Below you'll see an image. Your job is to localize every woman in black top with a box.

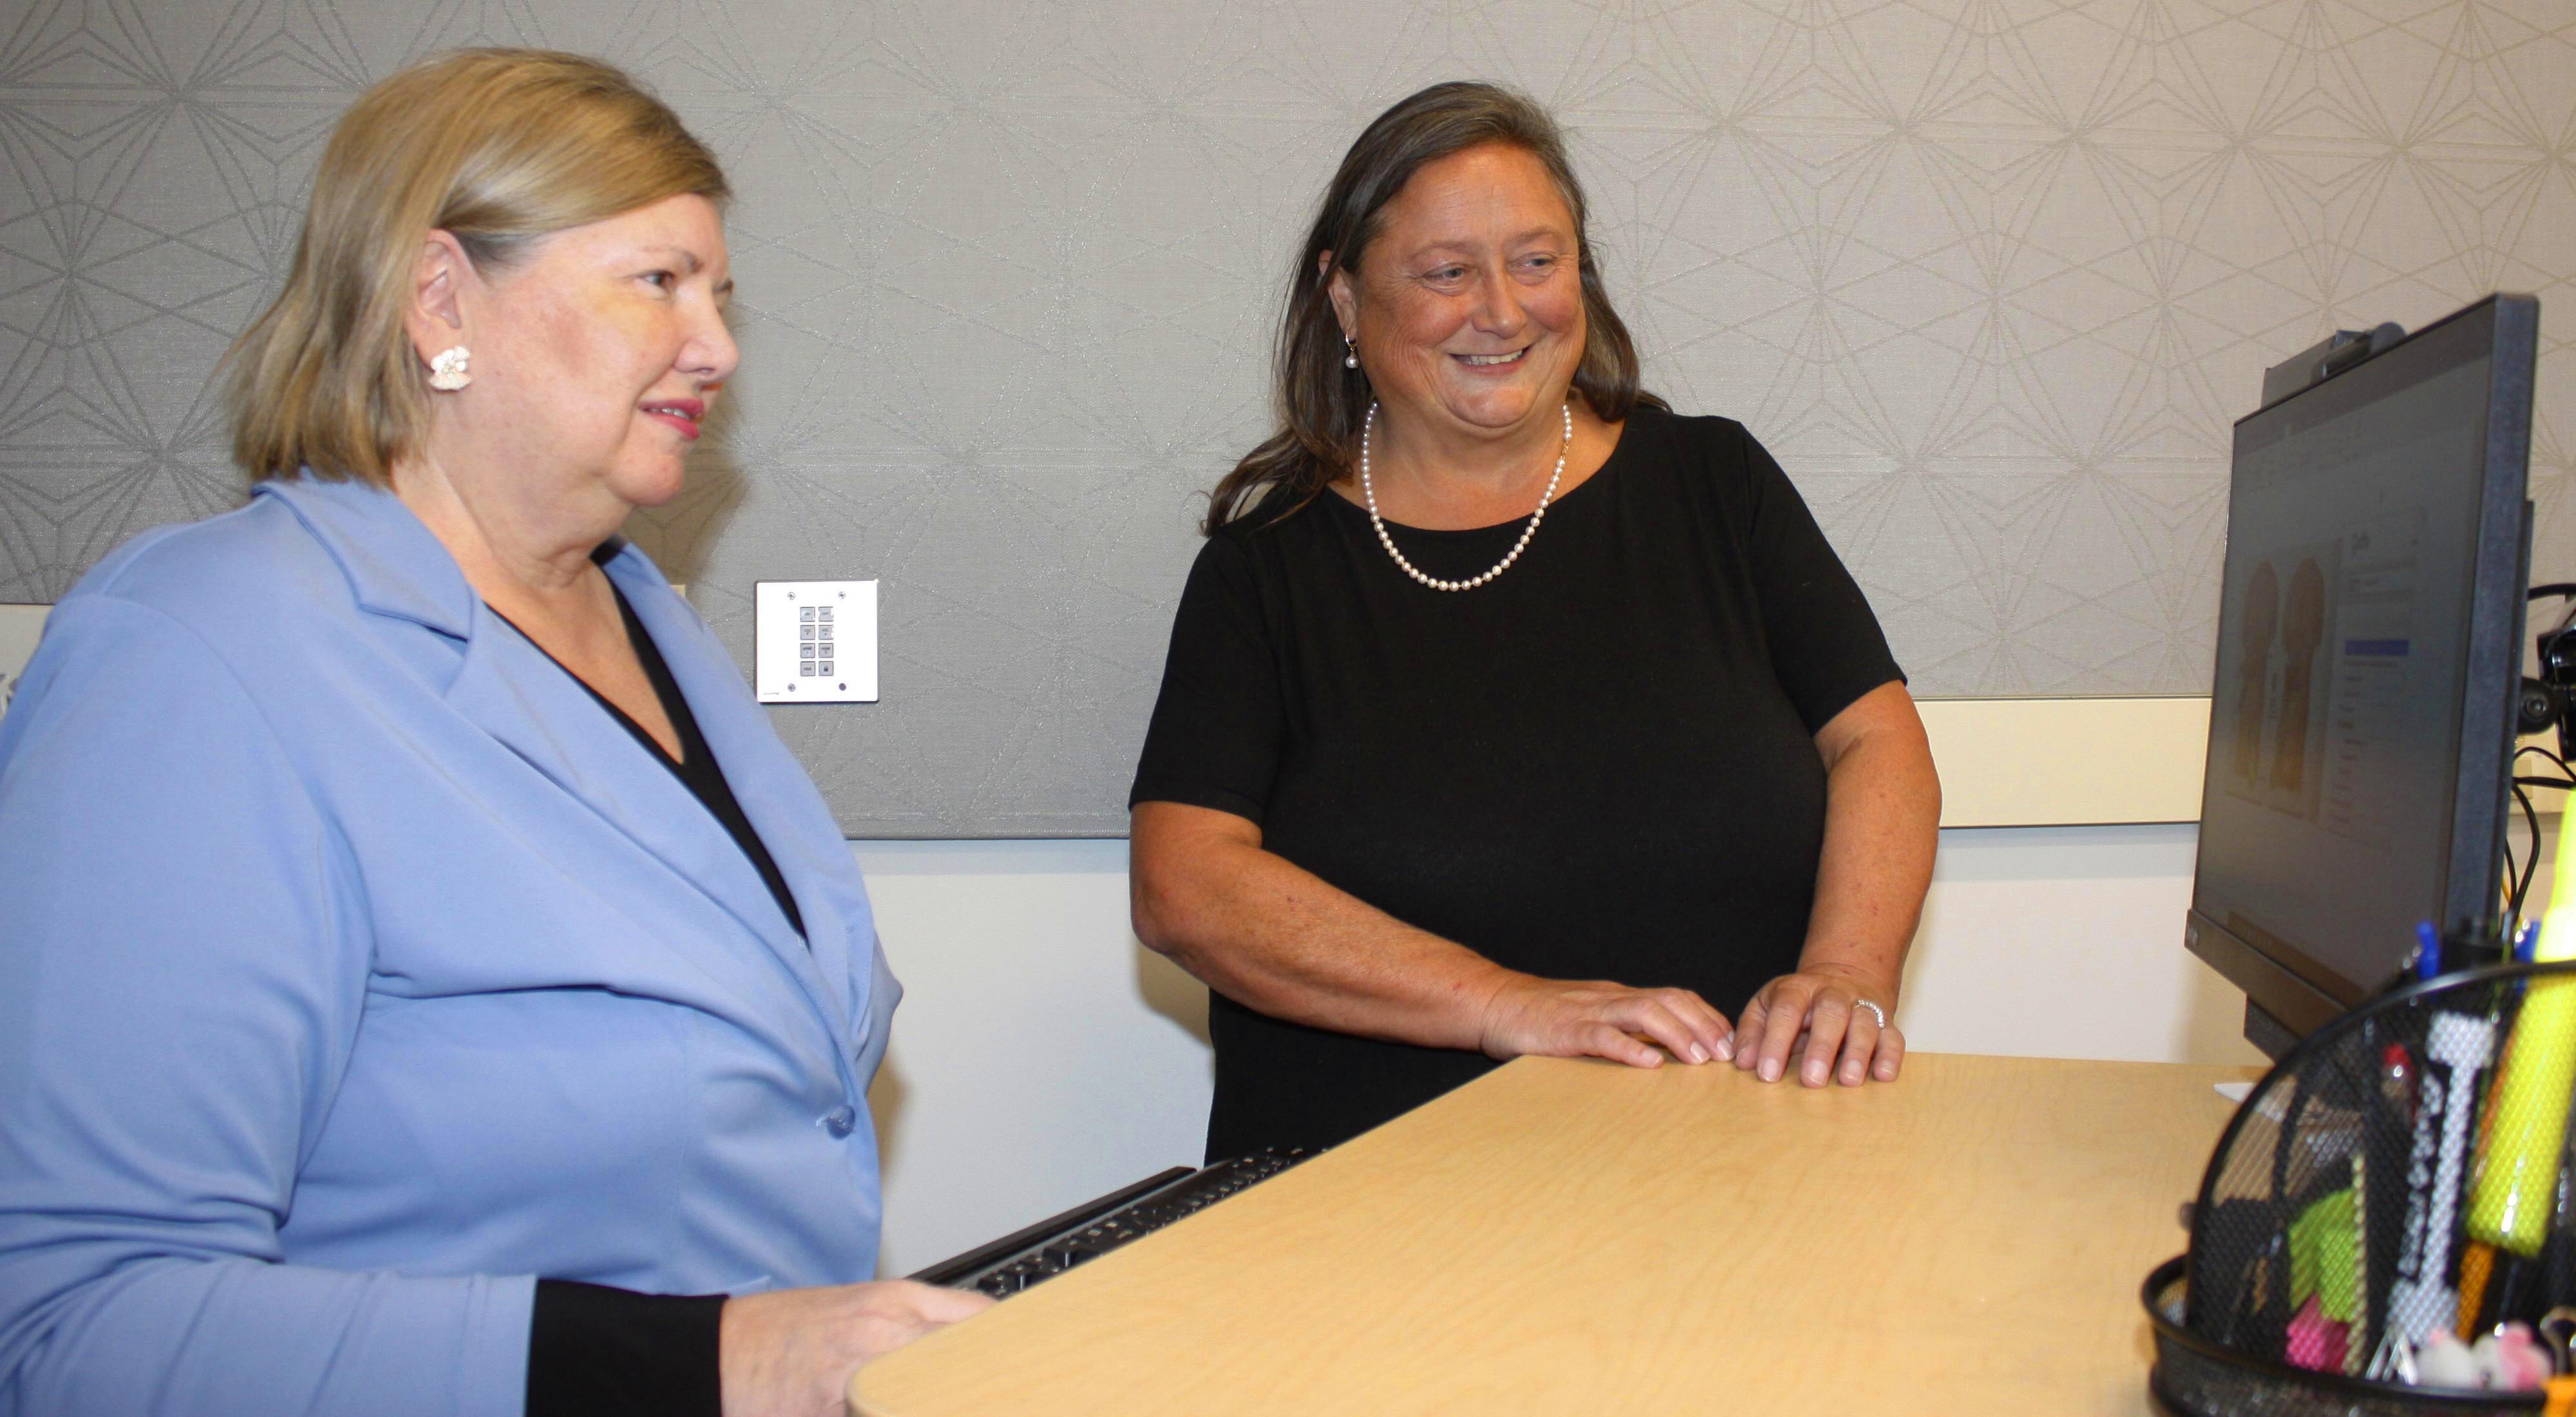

[1129,82,1942,1159]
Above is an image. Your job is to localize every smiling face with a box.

[415,193,737,529]
[1329,142,1586,454]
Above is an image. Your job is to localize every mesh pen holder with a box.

[2143,961,2576,1417]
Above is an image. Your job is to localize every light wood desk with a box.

[851,1052,2252,1416]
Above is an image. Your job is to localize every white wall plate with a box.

[753,580,877,704]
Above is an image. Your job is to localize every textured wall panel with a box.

[3,0,2570,835]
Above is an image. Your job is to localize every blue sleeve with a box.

[0,596,534,1417]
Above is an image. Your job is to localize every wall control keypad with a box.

[753,581,877,704]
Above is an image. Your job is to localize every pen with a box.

[2420,921,2446,980]
[2383,1010,2497,1360]
[2461,1241,2497,1338]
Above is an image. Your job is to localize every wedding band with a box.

[1853,999,1887,1029]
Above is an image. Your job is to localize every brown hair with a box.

[223,49,730,487]
[1204,81,1662,532]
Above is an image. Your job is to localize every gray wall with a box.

[4,0,2570,835]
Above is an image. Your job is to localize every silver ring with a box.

[1852,999,1888,1029]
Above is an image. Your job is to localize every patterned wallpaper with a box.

[2,0,2570,835]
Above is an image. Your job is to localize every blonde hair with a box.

[224,49,729,486]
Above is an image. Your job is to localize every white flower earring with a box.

[1343,336,1359,370]
[427,346,472,391]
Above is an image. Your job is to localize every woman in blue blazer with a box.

[0,50,985,1417]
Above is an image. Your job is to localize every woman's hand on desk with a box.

[1476,975,1736,1069]
[1746,684,1930,1089]
[719,1279,993,1417]
[1731,966,1904,1088]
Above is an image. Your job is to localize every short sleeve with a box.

[1128,533,1285,824]
[1733,424,1906,732]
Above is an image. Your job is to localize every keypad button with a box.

[800,644,815,659]
[800,606,815,622]
[801,625,815,641]
[819,607,833,623]
[799,663,815,676]
[817,660,833,674]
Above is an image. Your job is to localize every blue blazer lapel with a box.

[262,478,848,1039]
[609,557,866,1040]
[440,608,823,982]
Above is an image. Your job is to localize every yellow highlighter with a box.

[2467,821,2576,1258]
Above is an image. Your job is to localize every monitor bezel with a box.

[2185,293,2539,1047]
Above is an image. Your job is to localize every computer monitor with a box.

[2185,294,2540,1058]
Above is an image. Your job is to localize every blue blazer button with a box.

[820,1105,857,1138]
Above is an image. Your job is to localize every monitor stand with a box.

[2244,998,2298,1061]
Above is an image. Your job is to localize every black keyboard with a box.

[907,1147,1317,1297]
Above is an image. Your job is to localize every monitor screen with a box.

[2188,295,2537,1051]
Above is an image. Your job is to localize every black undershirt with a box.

[500,561,807,1416]
[526,1284,724,1417]
[1130,407,1904,1159]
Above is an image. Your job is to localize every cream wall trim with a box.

[2517,734,2571,818]
[0,603,48,727]
[1919,697,2211,828]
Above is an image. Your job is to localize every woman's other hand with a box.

[719,1280,993,1417]
[1731,966,1904,1088]
[1476,975,1734,1068]
[1730,683,1934,1090]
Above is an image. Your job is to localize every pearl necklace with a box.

[1358,400,1571,592]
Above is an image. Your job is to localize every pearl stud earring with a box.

[1343,337,1359,370]
[428,346,472,391]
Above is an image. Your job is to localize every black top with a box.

[1130,407,1904,1158]
[596,578,804,939]
[497,565,804,1417]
